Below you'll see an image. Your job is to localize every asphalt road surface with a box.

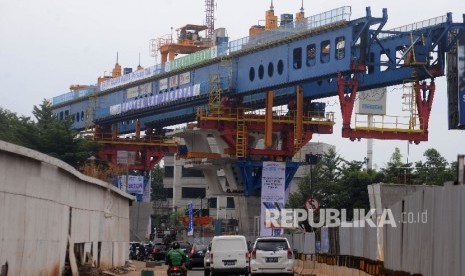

[125,262,205,276]
[187,268,205,276]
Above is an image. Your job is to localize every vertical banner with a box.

[260,161,286,236]
[119,175,127,192]
[187,201,194,236]
[143,176,151,203]
[458,34,465,126]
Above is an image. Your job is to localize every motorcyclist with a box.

[166,242,187,276]
[146,242,154,261]
[129,243,138,260]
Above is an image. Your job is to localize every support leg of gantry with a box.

[337,73,359,140]
[415,78,435,132]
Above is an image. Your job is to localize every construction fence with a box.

[312,183,465,276]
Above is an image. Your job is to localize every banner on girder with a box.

[260,161,285,237]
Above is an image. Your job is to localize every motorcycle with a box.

[137,245,146,261]
[129,243,139,260]
[129,248,138,260]
[167,265,183,276]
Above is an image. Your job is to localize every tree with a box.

[379,147,413,184]
[151,165,171,228]
[1,100,99,168]
[338,161,379,219]
[31,99,99,168]
[151,165,166,201]
[317,148,344,182]
[413,148,454,185]
[287,148,345,210]
[0,107,37,148]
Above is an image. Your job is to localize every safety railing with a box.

[353,113,424,132]
[229,6,351,52]
[378,15,447,39]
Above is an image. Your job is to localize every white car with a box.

[249,237,294,275]
[209,235,249,276]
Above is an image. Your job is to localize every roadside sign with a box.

[305,197,320,213]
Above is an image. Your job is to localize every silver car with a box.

[203,242,211,276]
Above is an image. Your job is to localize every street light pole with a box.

[200,197,204,241]
[172,153,177,213]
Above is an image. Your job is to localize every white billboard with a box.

[116,151,136,165]
[127,175,144,194]
[356,87,387,115]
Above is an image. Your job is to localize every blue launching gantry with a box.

[50,4,465,196]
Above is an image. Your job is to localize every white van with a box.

[209,235,249,276]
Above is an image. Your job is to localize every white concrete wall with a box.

[383,184,465,276]
[0,140,133,275]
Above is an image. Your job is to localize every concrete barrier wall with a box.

[284,232,315,254]
[0,141,134,275]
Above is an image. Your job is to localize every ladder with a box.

[85,88,98,133]
[235,107,247,158]
[402,80,418,130]
[293,110,303,156]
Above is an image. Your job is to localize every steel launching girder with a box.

[94,124,178,171]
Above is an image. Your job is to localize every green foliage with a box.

[0,107,37,147]
[413,148,455,185]
[378,147,414,184]
[337,165,379,219]
[151,165,167,201]
[288,146,458,226]
[0,100,99,168]
[287,149,347,210]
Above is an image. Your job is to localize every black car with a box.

[152,243,168,261]
[169,241,191,251]
[186,243,207,270]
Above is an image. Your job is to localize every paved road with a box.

[187,268,205,276]
[124,261,205,276]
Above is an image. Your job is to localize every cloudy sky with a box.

[0,0,463,167]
